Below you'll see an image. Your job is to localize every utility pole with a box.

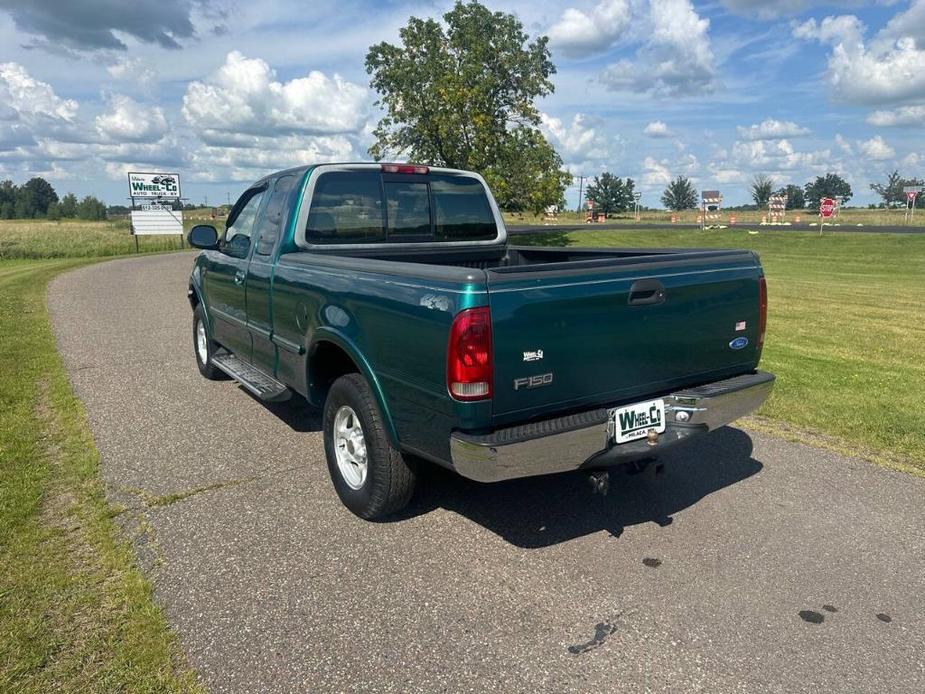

[576,175,587,214]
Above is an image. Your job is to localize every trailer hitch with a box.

[588,470,610,495]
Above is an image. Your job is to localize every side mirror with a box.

[188,224,219,249]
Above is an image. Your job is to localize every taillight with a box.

[381,164,429,175]
[758,277,767,347]
[447,307,492,401]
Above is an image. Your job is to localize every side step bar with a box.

[212,353,291,402]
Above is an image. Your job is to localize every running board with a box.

[212,353,291,402]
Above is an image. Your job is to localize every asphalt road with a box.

[49,253,925,693]
[508,222,925,235]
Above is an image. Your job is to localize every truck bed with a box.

[279,243,764,427]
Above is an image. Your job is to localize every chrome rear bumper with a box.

[449,371,774,483]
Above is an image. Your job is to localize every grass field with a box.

[0,255,200,690]
[0,219,193,260]
[518,227,925,474]
[504,206,921,228]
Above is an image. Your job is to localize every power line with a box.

[575,175,587,213]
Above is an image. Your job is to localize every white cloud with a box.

[720,1,820,19]
[182,51,369,139]
[643,121,672,138]
[0,62,78,122]
[540,112,614,171]
[727,138,831,173]
[707,165,747,184]
[866,104,925,127]
[641,156,673,185]
[737,119,810,140]
[106,58,157,86]
[834,133,853,154]
[793,14,925,104]
[876,0,925,49]
[857,135,895,160]
[187,134,359,183]
[546,0,631,58]
[641,152,698,187]
[600,0,715,97]
[96,95,168,143]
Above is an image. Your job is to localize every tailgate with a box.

[487,251,764,421]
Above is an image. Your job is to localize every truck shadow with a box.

[401,427,762,548]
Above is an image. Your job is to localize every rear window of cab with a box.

[305,171,498,244]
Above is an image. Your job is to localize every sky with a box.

[0,0,923,209]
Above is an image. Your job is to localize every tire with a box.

[192,304,225,380]
[323,373,416,519]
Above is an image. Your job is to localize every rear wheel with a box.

[323,373,416,519]
[192,304,225,380]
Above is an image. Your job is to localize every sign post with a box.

[818,197,835,235]
[701,191,722,230]
[768,194,787,224]
[903,185,923,223]
[128,172,184,250]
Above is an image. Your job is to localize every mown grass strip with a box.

[0,259,201,692]
[519,228,925,474]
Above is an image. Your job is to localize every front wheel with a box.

[323,373,416,519]
[192,304,225,380]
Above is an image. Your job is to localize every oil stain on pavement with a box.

[568,621,620,655]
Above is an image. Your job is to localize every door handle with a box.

[628,278,666,306]
[234,270,245,285]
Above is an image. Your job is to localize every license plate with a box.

[611,399,666,444]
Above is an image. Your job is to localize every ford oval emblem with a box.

[729,336,749,350]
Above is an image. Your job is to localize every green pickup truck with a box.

[187,163,774,519]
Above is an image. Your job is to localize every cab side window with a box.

[224,188,266,254]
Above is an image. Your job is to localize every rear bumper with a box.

[449,371,774,483]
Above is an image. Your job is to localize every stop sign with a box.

[819,198,836,218]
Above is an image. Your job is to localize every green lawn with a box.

[0,258,200,691]
[518,228,925,474]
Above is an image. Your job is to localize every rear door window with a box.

[431,175,498,241]
[306,171,384,244]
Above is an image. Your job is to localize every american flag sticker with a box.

[735,321,747,331]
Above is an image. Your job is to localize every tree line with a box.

[649,173,858,212]
[0,177,108,221]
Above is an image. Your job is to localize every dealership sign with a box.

[128,171,181,199]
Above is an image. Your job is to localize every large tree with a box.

[59,192,78,218]
[661,176,698,211]
[774,184,805,210]
[22,177,58,216]
[804,173,852,209]
[750,174,774,208]
[365,0,570,213]
[76,195,107,221]
[870,170,924,208]
[585,172,636,216]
